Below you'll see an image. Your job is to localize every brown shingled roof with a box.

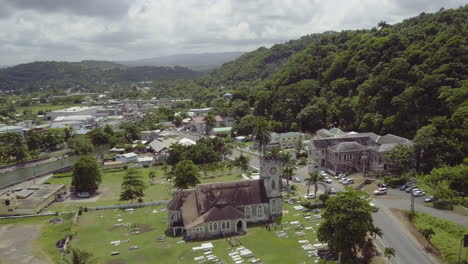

[195,179,268,214]
[186,204,244,229]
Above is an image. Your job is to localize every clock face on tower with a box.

[269,167,277,175]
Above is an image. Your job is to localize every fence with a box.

[0,212,58,220]
[86,200,170,211]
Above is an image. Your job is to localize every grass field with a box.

[16,103,81,114]
[412,212,468,264]
[45,167,243,213]
[69,202,325,264]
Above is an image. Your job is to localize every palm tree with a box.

[304,172,322,199]
[280,152,296,197]
[421,228,435,248]
[252,120,271,156]
[64,248,98,264]
[384,247,395,264]
[370,226,383,239]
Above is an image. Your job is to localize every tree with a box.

[252,119,271,156]
[384,247,395,264]
[421,227,435,248]
[64,248,97,264]
[167,143,187,165]
[87,127,110,146]
[173,115,182,127]
[27,130,44,151]
[173,160,201,189]
[205,113,217,134]
[370,226,383,239]
[148,171,156,183]
[318,190,376,261]
[318,193,329,205]
[280,152,296,197]
[68,136,94,155]
[385,144,415,175]
[72,156,102,193]
[120,169,148,203]
[234,154,250,171]
[304,172,322,199]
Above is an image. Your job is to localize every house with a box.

[190,117,207,133]
[211,127,232,136]
[137,156,154,166]
[116,152,138,164]
[178,138,196,146]
[140,130,160,141]
[187,107,213,117]
[223,92,233,101]
[0,125,26,137]
[168,157,283,240]
[308,129,413,175]
[264,132,307,149]
[0,184,67,215]
[149,138,178,160]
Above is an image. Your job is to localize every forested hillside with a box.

[0,61,201,93]
[207,6,468,171]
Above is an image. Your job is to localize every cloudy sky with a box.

[0,0,465,65]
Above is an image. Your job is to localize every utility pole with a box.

[410,192,415,213]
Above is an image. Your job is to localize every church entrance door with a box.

[236,220,243,233]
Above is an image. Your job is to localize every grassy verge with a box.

[412,212,468,264]
[16,103,81,114]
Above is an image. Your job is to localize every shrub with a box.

[143,164,149,168]
[433,200,453,210]
[297,157,307,165]
[384,176,407,188]
[123,165,128,170]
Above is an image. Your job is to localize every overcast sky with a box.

[0,0,465,65]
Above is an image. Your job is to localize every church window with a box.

[221,222,225,229]
[257,205,263,218]
[226,221,230,230]
[245,206,251,218]
[272,200,277,213]
[272,180,276,190]
[213,222,218,231]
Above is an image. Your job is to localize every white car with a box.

[329,187,337,194]
[413,190,426,197]
[319,171,327,177]
[304,194,315,199]
[373,188,387,195]
[324,178,332,184]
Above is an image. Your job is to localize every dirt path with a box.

[0,224,50,264]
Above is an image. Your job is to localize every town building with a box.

[149,138,178,160]
[168,157,283,240]
[190,115,234,134]
[0,125,27,137]
[223,92,233,101]
[265,132,307,150]
[308,128,413,175]
[116,152,138,164]
[0,184,67,215]
[140,130,161,141]
[44,106,100,121]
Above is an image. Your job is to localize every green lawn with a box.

[69,202,324,264]
[16,103,81,114]
[412,212,468,264]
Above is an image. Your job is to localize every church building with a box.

[167,157,283,240]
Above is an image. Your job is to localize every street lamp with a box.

[361,152,368,177]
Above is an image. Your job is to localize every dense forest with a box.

[0,61,202,93]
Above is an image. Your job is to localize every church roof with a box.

[186,204,244,229]
[328,142,367,152]
[195,179,268,214]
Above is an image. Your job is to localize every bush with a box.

[123,165,128,170]
[143,164,149,168]
[297,157,307,165]
[384,176,407,188]
[433,200,453,210]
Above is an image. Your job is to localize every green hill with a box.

[0,61,202,93]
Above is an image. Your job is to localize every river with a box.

[0,146,109,188]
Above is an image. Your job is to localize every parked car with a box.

[400,183,410,191]
[413,190,426,197]
[342,178,354,185]
[324,178,332,184]
[335,173,345,179]
[304,194,315,199]
[377,183,387,188]
[369,202,379,212]
[319,171,327,177]
[373,188,387,195]
[424,196,434,203]
[291,177,301,183]
[328,187,337,194]
[405,186,417,193]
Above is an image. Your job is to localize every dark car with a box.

[400,184,410,190]
[405,186,417,193]
[377,183,388,188]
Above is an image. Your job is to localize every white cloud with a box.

[0,0,465,65]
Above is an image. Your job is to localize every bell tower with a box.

[260,156,282,198]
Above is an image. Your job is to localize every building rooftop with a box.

[50,106,99,113]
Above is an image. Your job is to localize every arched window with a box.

[213,222,218,231]
[226,221,230,230]
[257,205,263,218]
[271,180,276,190]
[221,221,225,229]
[245,206,251,218]
[272,200,277,213]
